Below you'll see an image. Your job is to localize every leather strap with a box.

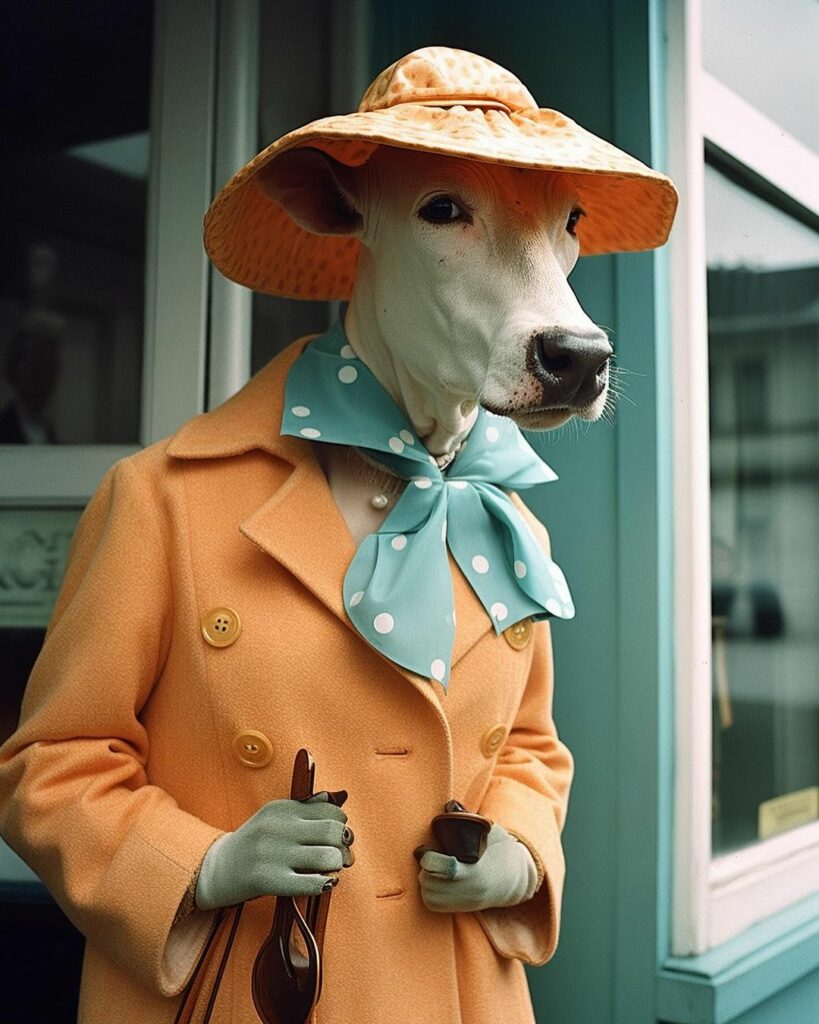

[174,903,243,1024]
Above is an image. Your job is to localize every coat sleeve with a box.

[0,456,224,996]
[475,499,574,966]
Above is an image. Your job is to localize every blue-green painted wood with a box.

[717,968,819,1024]
[658,966,819,1024]
[659,891,819,1023]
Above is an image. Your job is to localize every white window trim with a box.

[667,0,819,958]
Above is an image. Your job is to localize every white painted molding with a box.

[703,72,819,217]
[1,446,139,505]
[142,0,217,445]
[207,0,259,411]
[709,823,819,948]
[667,0,714,958]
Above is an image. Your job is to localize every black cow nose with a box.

[533,330,613,406]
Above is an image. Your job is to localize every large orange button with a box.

[503,618,533,651]
[481,724,508,758]
[202,607,242,648]
[232,730,273,768]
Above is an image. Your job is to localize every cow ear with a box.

[255,148,363,236]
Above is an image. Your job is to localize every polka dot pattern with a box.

[203,45,678,300]
[514,560,528,579]
[472,555,489,574]
[300,427,321,438]
[391,535,407,550]
[292,406,311,417]
[338,365,358,384]
[490,602,508,622]
[374,613,394,634]
[388,437,405,454]
[430,659,446,681]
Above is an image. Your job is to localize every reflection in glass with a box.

[707,163,819,854]
[0,4,153,444]
[702,0,818,152]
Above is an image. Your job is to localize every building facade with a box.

[1,1,817,1021]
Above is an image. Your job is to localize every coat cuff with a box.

[98,810,224,995]
[476,776,566,966]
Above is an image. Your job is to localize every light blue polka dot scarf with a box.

[281,322,574,688]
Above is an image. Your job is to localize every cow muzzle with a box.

[529,328,613,409]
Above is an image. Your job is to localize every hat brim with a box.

[204,104,679,300]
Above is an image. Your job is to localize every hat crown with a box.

[358,46,537,114]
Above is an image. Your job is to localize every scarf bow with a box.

[281,324,574,687]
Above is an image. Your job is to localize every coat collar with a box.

[166,336,493,691]
[166,337,312,465]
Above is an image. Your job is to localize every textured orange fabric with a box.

[0,338,573,1024]
[204,46,678,299]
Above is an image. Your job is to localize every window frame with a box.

[667,0,819,958]
[1,0,220,509]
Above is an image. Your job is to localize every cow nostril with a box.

[537,337,573,376]
[542,352,572,373]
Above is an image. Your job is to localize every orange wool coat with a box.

[0,338,573,1024]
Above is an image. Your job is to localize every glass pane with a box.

[707,163,819,855]
[702,0,819,152]
[250,0,342,374]
[0,3,153,444]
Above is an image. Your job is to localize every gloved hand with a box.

[418,823,539,913]
[195,793,349,911]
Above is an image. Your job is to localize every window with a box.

[706,165,819,858]
[668,0,819,955]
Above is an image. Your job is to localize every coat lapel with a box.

[167,336,493,691]
[239,454,356,627]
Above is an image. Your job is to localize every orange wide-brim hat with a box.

[204,46,679,300]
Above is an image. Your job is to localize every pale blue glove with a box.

[195,794,348,910]
[418,823,539,913]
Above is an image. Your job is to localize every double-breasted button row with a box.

[232,730,273,768]
[503,618,533,650]
[201,607,242,647]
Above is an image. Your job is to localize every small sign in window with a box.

[758,787,819,841]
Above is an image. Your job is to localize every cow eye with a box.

[566,207,585,236]
[419,196,466,224]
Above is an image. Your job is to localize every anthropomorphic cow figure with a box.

[0,48,676,1024]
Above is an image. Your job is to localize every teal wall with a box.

[726,970,819,1024]
[369,2,815,1021]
